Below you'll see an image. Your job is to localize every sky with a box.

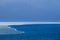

[0,0,60,22]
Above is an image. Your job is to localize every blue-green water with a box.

[0,24,60,40]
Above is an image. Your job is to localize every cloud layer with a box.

[0,0,60,22]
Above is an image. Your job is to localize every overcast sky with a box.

[0,0,60,22]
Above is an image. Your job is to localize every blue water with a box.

[0,24,60,40]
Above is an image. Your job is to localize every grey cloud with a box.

[0,0,60,22]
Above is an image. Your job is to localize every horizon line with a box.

[0,22,60,25]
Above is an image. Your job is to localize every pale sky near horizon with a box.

[0,0,60,22]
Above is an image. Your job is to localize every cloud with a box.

[0,0,60,22]
[1,0,59,9]
[0,0,49,8]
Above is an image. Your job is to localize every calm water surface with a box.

[0,24,60,40]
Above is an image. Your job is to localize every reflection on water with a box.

[0,25,24,34]
[0,25,24,40]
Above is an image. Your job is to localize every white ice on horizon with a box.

[0,22,60,25]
